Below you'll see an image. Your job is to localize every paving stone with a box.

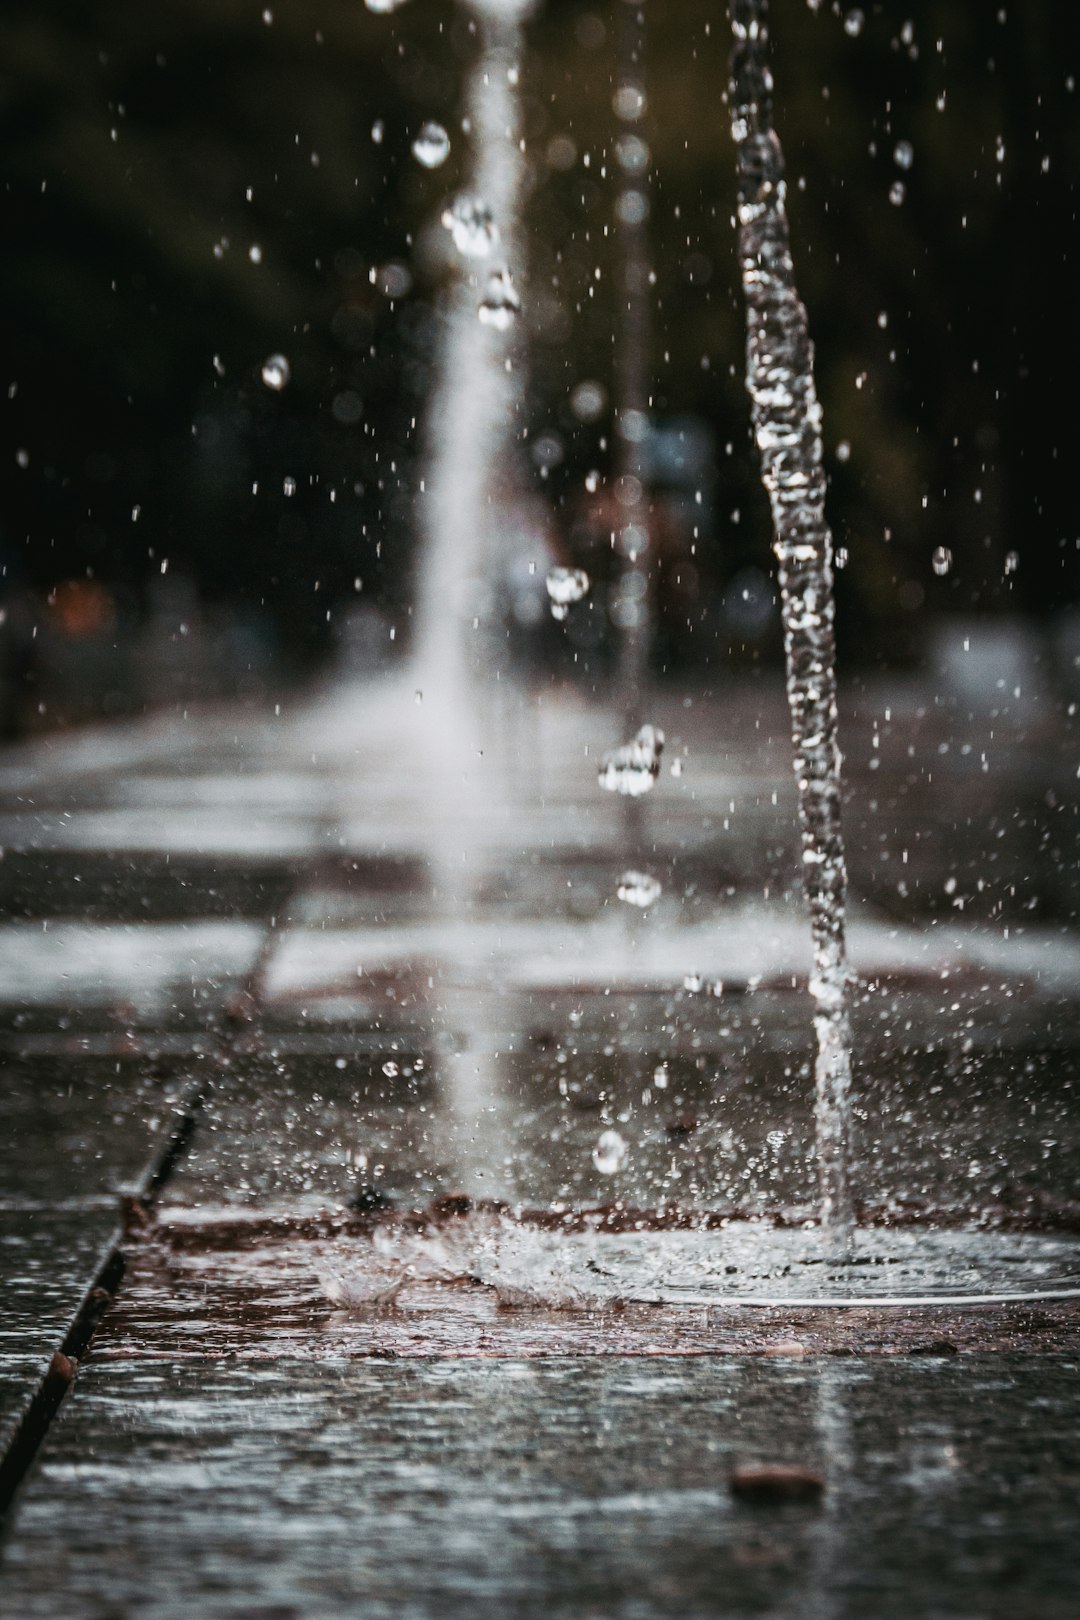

[0,1052,191,1467]
[0,1053,188,1208]
[0,920,264,1025]
[0,1208,118,1459]
[0,850,297,923]
[3,1356,1079,1618]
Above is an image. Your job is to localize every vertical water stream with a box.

[410,0,534,1199]
[728,0,855,1246]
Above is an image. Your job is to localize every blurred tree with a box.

[1,0,1077,692]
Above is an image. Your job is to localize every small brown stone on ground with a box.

[730,1464,825,1503]
[664,1114,699,1137]
[46,1352,77,1389]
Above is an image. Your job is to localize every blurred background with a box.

[1,0,1077,734]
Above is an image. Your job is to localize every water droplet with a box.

[893,139,914,170]
[653,1063,669,1090]
[683,973,704,993]
[613,84,646,121]
[592,1129,627,1174]
[371,120,385,144]
[365,0,409,12]
[531,432,564,469]
[614,133,650,174]
[889,180,906,206]
[381,1060,399,1077]
[442,195,499,258]
[376,262,412,299]
[617,407,650,443]
[616,870,662,908]
[261,354,290,391]
[570,380,606,421]
[835,439,851,463]
[249,243,263,264]
[670,757,683,777]
[1004,550,1019,575]
[283,476,296,496]
[598,724,665,796]
[843,8,864,36]
[477,265,521,329]
[411,121,450,169]
[932,545,952,576]
[616,189,649,226]
[545,567,590,614]
[585,469,601,493]
[332,390,364,425]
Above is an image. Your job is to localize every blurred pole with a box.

[613,0,653,734]
[412,0,533,718]
[612,0,653,852]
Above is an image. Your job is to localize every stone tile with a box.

[0,920,263,1020]
[3,1356,1079,1617]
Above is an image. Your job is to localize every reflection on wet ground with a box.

[1,675,1079,1612]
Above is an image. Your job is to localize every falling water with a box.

[408,0,535,1197]
[610,0,655,867]
[411,0,533,718]
[729,0,855,1246]
[612,0,653,735]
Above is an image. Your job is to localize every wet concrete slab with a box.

[0,920,264,1025]
[3,1354,1079,1618]
[0,1208,117,1458]
[0,1054,187,1208]
[0,1053,188,1465]
[0,677,1078,1613]
[0,850,297,923]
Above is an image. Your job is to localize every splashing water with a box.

[442,194,500,258]
[408,0,536,1200]
[545,565,590,618]
[412,121,451,169]
[729,0,854,1248]
[477,264,521,329]
[616,870,661,909]
[413,0,532,712]
[260,353,289,390]
[597,723,664,797]
[592,1129,628,1174]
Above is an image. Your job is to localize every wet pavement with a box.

[0,672,1079,1615]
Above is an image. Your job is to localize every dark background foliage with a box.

[1,0,1077,709]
